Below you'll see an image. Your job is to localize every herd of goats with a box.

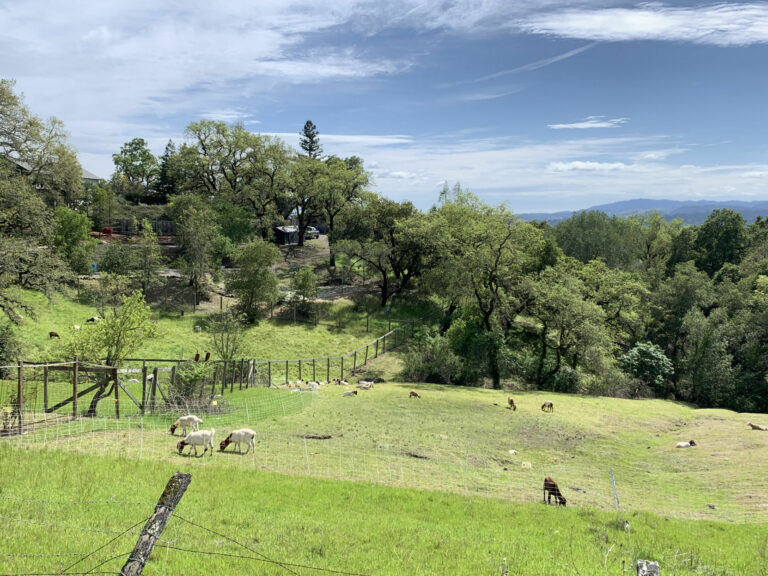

[161,380,768,509]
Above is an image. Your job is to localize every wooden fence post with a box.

[375,339,379,358]
[340,356,344,380]
[326,357,330,382]
[141,364,148,414]
[229,361,234,393]
[285,360,289,385]
[43,365,48,413]
[353,350,357,374]
[120,472,192,576]
[114,368,120,419]
[364,345,368,366]
[312,359,316,381]
[72,356,78,419]
[17,360,23,435]
[150,368,158,413]
[170,366,176,401]
[299,359,302,381]
[268,361,272,387]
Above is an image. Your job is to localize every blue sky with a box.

[2,1,767,212]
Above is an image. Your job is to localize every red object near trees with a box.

[101,226,113,235]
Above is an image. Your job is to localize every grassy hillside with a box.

[10,289,423,362]
[7,382,768,524]
[0,445,766,576]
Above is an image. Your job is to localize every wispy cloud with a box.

[548,116,628,130]
[448,42,597,87]
[518,3,768,46]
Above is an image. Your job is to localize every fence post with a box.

[150,368,158,413]
[170,366,176,403]
[43,365,49,413]
[120,472,192,576]
[238,359,244,390]
[285,360,289,385]
[268,361,272,387]
[16,360,23,435]
[72,356,78,419]
[141,364,148,414]
[353,350,357,374]
[340,356,344,380]
[375,339,379,358]
[364,345,368,366]
[229,361,234,393]
[326,357,330,382]
[114,368,120,419]
[299,359,302,381]
[312,359,316,381]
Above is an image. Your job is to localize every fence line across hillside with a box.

[0,316,425,433]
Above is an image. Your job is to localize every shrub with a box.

[401,329,463,385]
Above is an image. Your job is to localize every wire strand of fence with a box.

[0,496,154,506]
[171,513,300,575]
[56,517,147,574]
[160,544,374,576]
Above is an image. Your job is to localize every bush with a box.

[401,330,463,385]
[169,361,215,401]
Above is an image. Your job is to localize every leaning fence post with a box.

[120,472,192,576]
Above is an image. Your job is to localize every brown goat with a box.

[409,391,421,399]
[543,476,567,506]
[541,401,554,413]
[49,331,60,339]
[508,397,516,411]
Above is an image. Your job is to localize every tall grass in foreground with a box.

[0,445,766,576]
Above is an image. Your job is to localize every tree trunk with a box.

[536,321,548,385]
[489,343,501,389]
[440,303,457,333]
[85,378,115,417]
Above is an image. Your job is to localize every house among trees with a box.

[274,225,299,246]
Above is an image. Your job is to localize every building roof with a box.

[81,168,104,181]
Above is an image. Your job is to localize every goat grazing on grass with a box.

[219,429,256,454]
[409,391,421,399]
[177,428,215,457]
[343,390,358,397]
[543,477,567,506]
[508,397,516,411]
[86,316,100,323]
[541,401,554,413]
[676,440,697,448]
[49,331,60,339]
[169,414,203,436]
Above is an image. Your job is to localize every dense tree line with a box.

[1,77,767,412]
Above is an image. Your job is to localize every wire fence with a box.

[0,316,423,433]
[0,490,376,576]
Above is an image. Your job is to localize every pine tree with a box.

[299,120,322,158]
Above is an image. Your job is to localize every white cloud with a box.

[548,116,628,129]
[518,3,768,46]
[547,160,631,172]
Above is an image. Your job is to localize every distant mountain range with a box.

[519,199,768,226]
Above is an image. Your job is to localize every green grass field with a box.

[11,289,425,363]
[3,380,768,574]
[3,289,768,574]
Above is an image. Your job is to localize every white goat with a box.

[177,428,215,457]
[676,440,697,448]
[219,428,256,454]
[169,414,203,436]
